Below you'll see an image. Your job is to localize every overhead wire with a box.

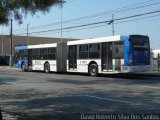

[30,13,160,37]
[31,14,160,36]
[15,10,160,36]
[115,14,160,24]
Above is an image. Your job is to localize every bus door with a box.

[68,45,77,70]
[28,49,32,66]
[114,41,124,71]
[101,42,113,71]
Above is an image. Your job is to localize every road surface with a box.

[0,68,160,120]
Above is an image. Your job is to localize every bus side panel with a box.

[32,60,57,71]
[32,60,43,70]
[14,59,28,69]
[77,59,101,73]
[56,43,67,72]
[49,60,57,72]
[120,36,130,66]
[67,59,102,73]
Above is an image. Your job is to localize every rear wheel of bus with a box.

[44,63,50,73]
[89,64,98,77]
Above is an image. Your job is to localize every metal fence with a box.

[0,55,10,66]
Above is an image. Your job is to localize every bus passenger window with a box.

[115,48,119,53]
[79,45,88,59]
[48,48,56,60]
[32,49,40,60]
[40,48,48,59]
[113,42,124,59]
[89,44,100,58]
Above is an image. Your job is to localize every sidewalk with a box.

[0,66,20,71]
[128,71,160,77]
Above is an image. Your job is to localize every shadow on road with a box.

[0,87,160,120]
[0,77,17,85]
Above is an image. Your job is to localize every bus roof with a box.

[15,43,57,50]
[28,43,57,49]
[15,46,28,50]
[67,34,149,45]
[67,35,121,45]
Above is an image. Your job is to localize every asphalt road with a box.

[0,68,160,120]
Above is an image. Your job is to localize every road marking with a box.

[3,82,16,85]
[139,85,160,89]
[84,95,133,104]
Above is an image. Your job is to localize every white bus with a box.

[67,35,150,76]
[14,35,151,76]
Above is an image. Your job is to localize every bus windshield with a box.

[129,35,150,65]
[130,35,150,50]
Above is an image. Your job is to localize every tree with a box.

[0,0,65,25]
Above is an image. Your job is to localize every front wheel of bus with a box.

[89,64,98,77]
[44,63,50,73]
[22,63,27,72]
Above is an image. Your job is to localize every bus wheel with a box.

[89,64,98,77]
[44,63,50,73]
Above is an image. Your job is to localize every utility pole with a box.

[10,19,13,67]
[108,14,115,36]
[60,3,63,71]
[61,4,63,43]
[1,26,3,55]
[112,14,115,36]
[27,24,29,45]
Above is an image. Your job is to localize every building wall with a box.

[0,35,72,56]
[0,35,74,65]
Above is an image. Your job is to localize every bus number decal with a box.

[34,60,41,65]
[80,61,87,64]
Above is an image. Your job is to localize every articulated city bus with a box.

[14,35,150,76]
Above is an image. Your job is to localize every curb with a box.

[126,72,160,77]
[0,66,20,71]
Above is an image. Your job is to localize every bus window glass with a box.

[32,49,40,60]
[15,51,21,60]
[48,48,56,60]
[80,45,88,52]
[89,44,100,58]
[130,35,150,65]
[16,49,28,59]
[79,44,88,59]
[23,49,28,59]
[113,42,124,59]
[89,44,99,52]
[40,48,48,59]
[130,35,149,50]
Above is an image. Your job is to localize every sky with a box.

[1,0,160,49]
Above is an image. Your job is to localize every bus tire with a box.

[21,63,27,72]
[89,64,98,77]
[44,63,50,73]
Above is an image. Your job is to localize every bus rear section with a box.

[67,35,151,76]
[14,43,67,73]
[122,35,151,72]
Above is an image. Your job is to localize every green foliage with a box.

[157,54,160,62]
[0,0,65,25]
